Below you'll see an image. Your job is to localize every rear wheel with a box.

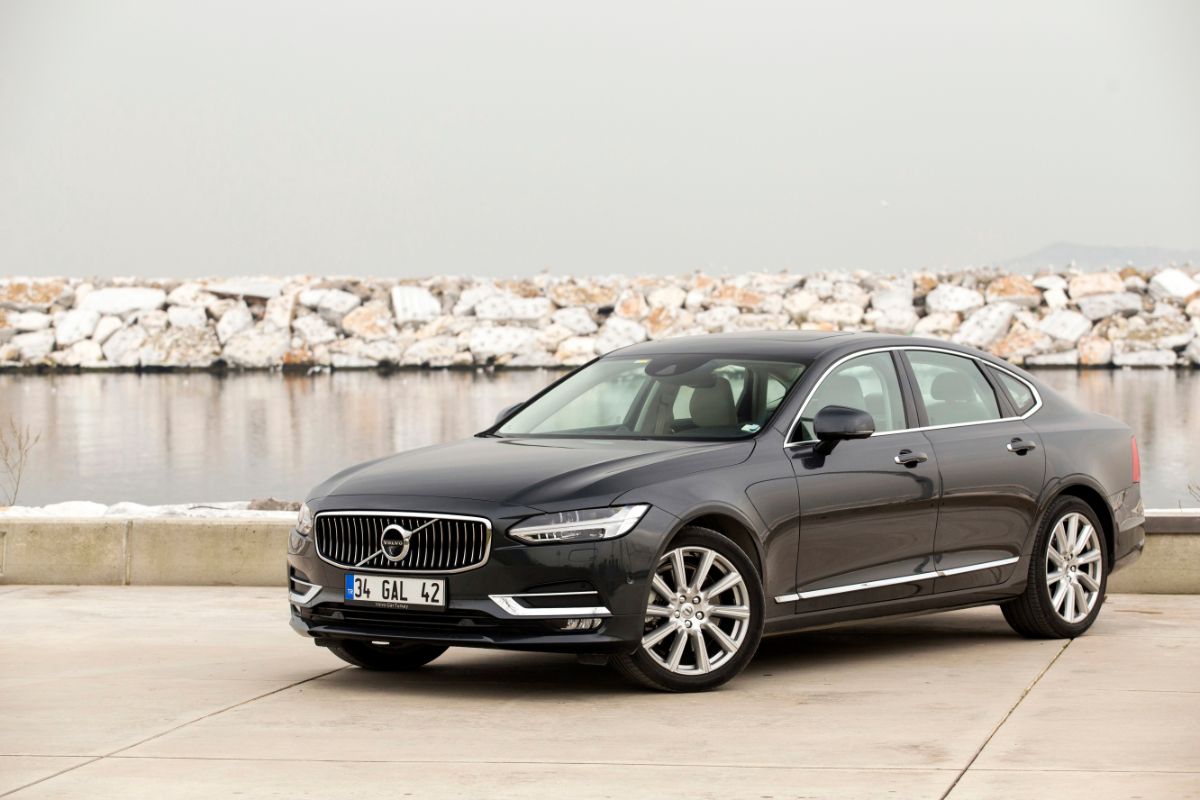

[612,527,764,692]
[327,640,448,671]
[1002,497,1108,639]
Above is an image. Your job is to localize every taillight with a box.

[1131,436,1141,484]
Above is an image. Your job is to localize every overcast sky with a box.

[1,0,1197,279]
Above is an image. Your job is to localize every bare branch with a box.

[0,418,42,507]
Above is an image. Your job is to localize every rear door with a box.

[785,351,941,612]
[900,349,1046,593]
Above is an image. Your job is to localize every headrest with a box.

[690,376,737,428]
[931,371,972,403]
[822,374,867,413]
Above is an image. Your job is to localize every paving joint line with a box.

[940,639,1072,800]
[0,667,346,798]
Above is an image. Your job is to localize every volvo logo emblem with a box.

[380,524,414,562]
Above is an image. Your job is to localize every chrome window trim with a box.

[784,345,1043,446]
[489,591,612,618]
[313,510,493,575]
[773,556,1020,603]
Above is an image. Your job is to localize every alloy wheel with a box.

[1045,511,1103,624]
[640,545,751,675]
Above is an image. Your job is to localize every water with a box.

[0,369,1196,508]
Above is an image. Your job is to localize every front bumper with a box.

[287,502,676,653]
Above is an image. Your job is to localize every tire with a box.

[1002,496,1108,639]
[612,526,764,692]
[327,639,448,671]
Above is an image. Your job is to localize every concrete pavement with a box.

[0,586,1197,799]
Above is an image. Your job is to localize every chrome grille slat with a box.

[314,511,491,574]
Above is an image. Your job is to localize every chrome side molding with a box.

[773,556,1020,603]
[489,591,612,618]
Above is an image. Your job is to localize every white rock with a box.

[954,303,1018,348]
[166,305,208,329]
[1184,338,1200,366]
[870,278,913,313]
[535,323,574,351]
[101,325,148,366]
[595,317,647,353]
[726,313,791,332]
[695,306,741,331]
[1037,310,1092,343]
[298,288,328,309]
[139,327,221,368]
[137,309,169,333]
[450,284,495,316]
[1042,287,1069,310]
[166,282,217,308]
[205,278,284,299]
[12,329,55,361]
[913,312,961,336]
[647,285,687,309]
[10,311,52,331]
[216,302,253,344]
[555,336,597,365]
[873,309,919,335]
[808,302,864,327]
[782,290,820,322]
[392,285,442,323]
[683,289,708,311]
[475,293,552,322]
[91,316,123,344]
[1124,275,1148,292]
[1112,349,1178,367]
[264,292,297,330]
[1025,350,1080,366]
[221,326,290,368]
[1076,292,1143,321]
[551,307,598,335]
[317,289,362,323]
[340,302,397,340]
[804,277,834,299]
[1068,273,1124,299]
[832,281,870,308]
[1031,275,1068,291]
[468,325,536,360]
[402,336,459,366]
[293,314,338,345]
[925,285,984,315]
[507,350,560,368]
[78,287,166,316]
[56,339,104,367]
[54,309,101,346]
[1149,268,1200,303]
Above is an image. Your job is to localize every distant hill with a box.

[1001,242,1200,271]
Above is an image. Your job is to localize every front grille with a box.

[315,512,491,573]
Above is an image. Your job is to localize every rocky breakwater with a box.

[1,267,1199,370]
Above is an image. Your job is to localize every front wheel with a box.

[612,527,764,692]
[1002,497,1108,639]
[327,639,448,671]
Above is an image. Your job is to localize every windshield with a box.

[495,355,807,440]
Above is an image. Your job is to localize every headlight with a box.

[296,502,314,535]
[508,504,649,545]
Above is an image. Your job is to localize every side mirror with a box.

[813,405,875,454]
[494,403,523,426]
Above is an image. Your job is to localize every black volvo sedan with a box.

[288,332,1145,691]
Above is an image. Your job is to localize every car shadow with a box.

[315,607,1021,698]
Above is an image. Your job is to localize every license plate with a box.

[344,574,445,608]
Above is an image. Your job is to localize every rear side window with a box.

[907,351,1000,427]
[990,368,1036,415]
[795,352,906,441]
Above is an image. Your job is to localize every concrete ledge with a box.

[1,512,1197,592]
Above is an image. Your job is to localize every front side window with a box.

[497,355,805,440]
[907,350,1000,427]
[793,352,906,441]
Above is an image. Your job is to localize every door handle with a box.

[1006,439,1038,454]
[894,450,928,466]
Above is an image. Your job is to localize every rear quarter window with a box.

[990,368,1037,415]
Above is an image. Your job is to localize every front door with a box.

[784,351,941,612]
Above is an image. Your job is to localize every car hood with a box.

[310,436,754,510]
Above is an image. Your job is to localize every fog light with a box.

[553,618,604,632]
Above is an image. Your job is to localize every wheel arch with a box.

[671,509,765,578]
[1047,481,1116,569]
